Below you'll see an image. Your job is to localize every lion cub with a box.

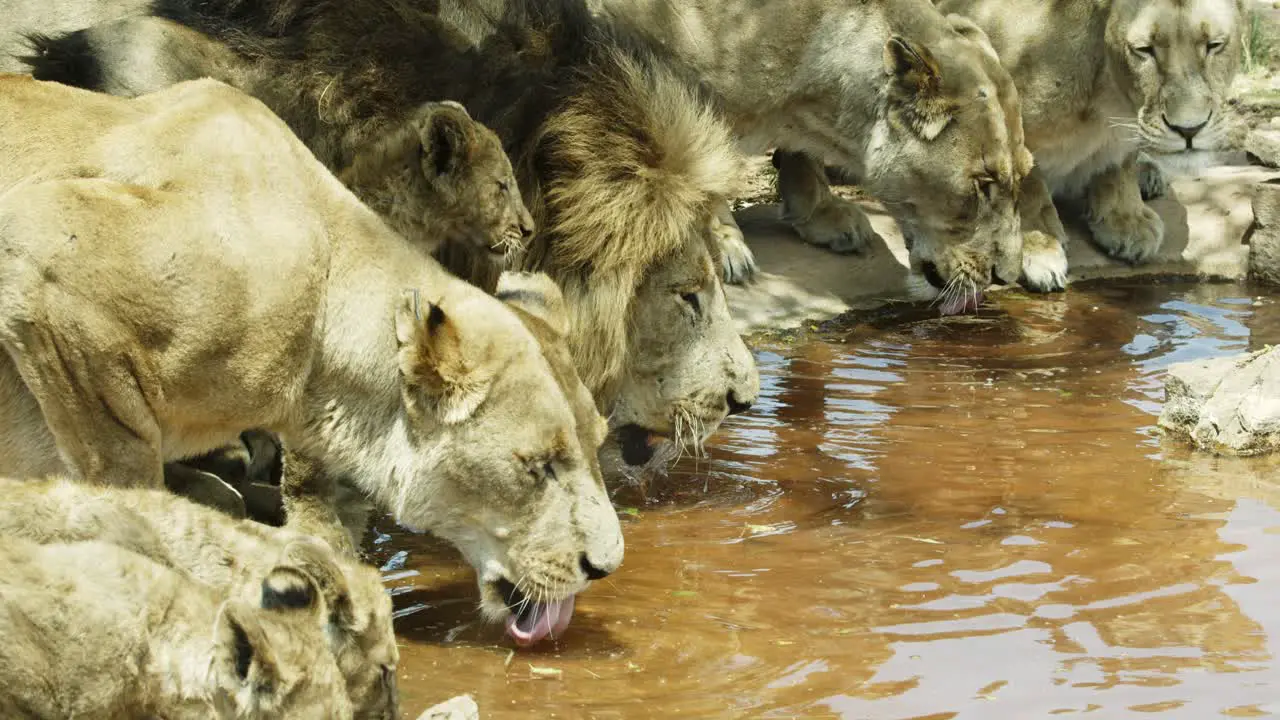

[339,99,535,293]
[0,476,399,720]
[0,536,352,719]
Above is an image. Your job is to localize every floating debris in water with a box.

[381,550,409,572]
[528,665,563,680]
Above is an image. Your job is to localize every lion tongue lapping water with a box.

[505,596,576,647]
[938,290,984,316]
[499,579,577,647]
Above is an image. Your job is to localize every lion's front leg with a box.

[280,444,361,557]
[710,196,757,285]
[774,150,880,255]
[1135,152,1168,201]
[1018,166,1070,293]
[1083,152,1164,264]
[6,331,166,488]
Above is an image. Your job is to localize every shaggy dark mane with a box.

[139,0,718,166]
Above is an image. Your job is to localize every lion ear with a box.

[945,14,1001,64]
[883,35,951,141]
[394,292,492,423]
[419,101,475,178]
[278,537,361,634]
[495,271,570,337]
[213,602,283,693]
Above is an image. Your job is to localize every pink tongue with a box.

[938,290,984,316]
[504,595,576,647]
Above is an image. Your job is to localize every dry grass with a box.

[1244,7,1279,75]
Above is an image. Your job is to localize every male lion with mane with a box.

[0,74,623,647]
[590,0,1050,303]
[937,0,1247,271]
[18,0,762,475]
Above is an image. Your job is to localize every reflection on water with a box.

[376,281,1280,719]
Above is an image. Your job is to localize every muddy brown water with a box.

[373,280,1280,719]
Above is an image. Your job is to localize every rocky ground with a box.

[1160,346,1280,456]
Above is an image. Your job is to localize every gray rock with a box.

[1247,127,1280,168]
[415,695,480,720]
[1249,180,1280,286]
[1159,347,1280,456]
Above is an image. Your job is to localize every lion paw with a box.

[710,211,757,285]
[1020,231,1069,293]
[789,196,878,255]
[1137,154,1168,201]
[1089,203,1165,265]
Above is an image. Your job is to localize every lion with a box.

[17,0,762,473]
[339,99,536,294]
[0,74,624,646]
[0,535,352,718]
[937,0,1247,275]
[0,475,399,719]
[589,0,1044,300]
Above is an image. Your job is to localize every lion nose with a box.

[580,554,611,580]
[726,390,753,416]
[921,260,946,289]
[518,209,535,240]
[1163,114,1208,144]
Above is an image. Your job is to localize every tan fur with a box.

[0,476,398,719]
[339,100,535,294]
[938,0,1247,271]
[11,0,762,474]
[0,75,623,629]
[0,535,351,719]
[591,0,1041,295]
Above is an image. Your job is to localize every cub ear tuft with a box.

[260,565,318,611]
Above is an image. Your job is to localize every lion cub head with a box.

[865,19,1033,309]
[340,101,535,260]
[210,561,354,718]
[1105,0,1244,166]
[264,536,398,720]
[391,272,623,646]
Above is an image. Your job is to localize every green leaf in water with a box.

[619,507,640,517]
[528,664,562,679]
[671,590,698,599]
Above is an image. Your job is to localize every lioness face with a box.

[393,279,623,647]
[606,231,761,471]
[867,32,1030,313]
[1107,0,1244,163]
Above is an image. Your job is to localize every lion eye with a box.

[1206,39,1226,55]
[1130,44,1156,59]
[680,291,701,316]
[542,461,556,480]
[497,180,511,194]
